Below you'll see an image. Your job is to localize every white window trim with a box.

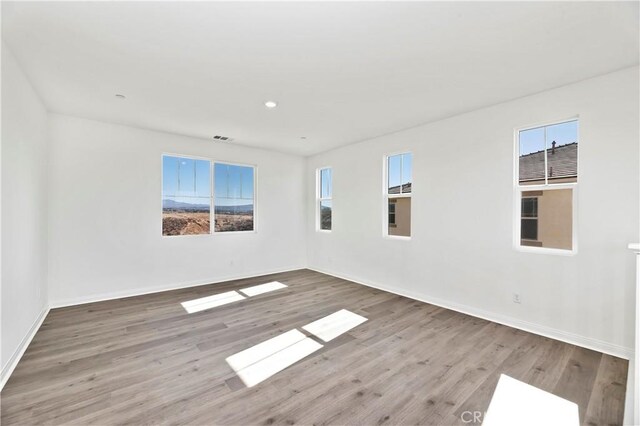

[383,152,412,240]
[513,117,578,255]
[161,153,258,237]
[316,167,332,233]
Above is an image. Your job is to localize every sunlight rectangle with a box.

[239,281,288,297]
[227,329,306,372]
[181,291,245,314]
[234,337,322,387]
[302,309,368,342]
[226,329,323,387]
[483,374,579,426]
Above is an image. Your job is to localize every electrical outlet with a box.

[513,293,521,304]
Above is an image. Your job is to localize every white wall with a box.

[307,66,640,357]
[48,115,306,306]
[1,43,50,382]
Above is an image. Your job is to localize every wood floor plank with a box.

[584,354,628,426]
[0,269,627,425]
[554,347,604,424]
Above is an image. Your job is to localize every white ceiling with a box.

[2,2,638,156]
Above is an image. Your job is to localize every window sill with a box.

[384,234,411,241]
[162,230,257,238]
[515,245,576,256]
[162,233,212,238]
[213,230,257,235]
[520,239,543,247]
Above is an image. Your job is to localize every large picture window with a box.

[317,168,332,231]
[162,155,255,236]
[385,153,412,237]
[516,119,577,252]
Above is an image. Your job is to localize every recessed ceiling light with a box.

[264,101,277,109]
[115,94,126,99]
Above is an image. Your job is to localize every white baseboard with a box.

[309,266,634,360]
[1,306,50,391]
[50,266,305,309]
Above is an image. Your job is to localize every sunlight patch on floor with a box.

[181,281,288,313]
[239,281,288,297]
[302,309,368,342]
[225,309,367,387]
[181,291,245,313]
[226,329,323,387]
[483,374,579,426]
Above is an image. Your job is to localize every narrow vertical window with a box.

[214,163,255,232]
[162,155,211,236]
[318,168,332,231]
[386,153,412,237]
[516,119,577,252]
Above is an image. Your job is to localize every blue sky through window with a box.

[388,153,412,192]
[402,153,412,185]
[162,156,211,210]
[214,163,254,207]
[162,156,254,208]
[320,168,332,198]
[519,120,578,156]
[388,155,401,189]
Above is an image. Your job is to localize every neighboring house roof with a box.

[519,142,577,182]
[389,183,412,194]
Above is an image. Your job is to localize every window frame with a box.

[161,153,258,237]
[383,151,412,240]
[513,117,578,255]
[316,167,332,232]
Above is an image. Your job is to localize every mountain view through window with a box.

[162,156,255,235]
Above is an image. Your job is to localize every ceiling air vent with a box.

[213,135,233,142]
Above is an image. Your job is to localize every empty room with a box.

[1,1,639,425]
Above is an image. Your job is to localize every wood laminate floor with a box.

[1,270,628,425]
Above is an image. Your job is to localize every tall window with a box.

[162,155,255,236]
[318,168,332,231]
[516,119,578,252]
[386,153,412,237]
[214,163,255,232]
[162,156,211,236]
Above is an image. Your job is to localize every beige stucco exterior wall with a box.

[537,188,573,250]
